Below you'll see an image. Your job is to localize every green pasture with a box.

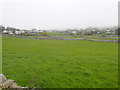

[0,36,2,74]
[2,36,118,88]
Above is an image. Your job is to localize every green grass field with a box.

[0,36,2,74]
[2,37,118,88]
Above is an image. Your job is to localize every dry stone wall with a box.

[0,74,30,89]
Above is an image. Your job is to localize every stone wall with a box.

[0,74,29,89]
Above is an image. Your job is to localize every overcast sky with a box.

[0,0,119,30]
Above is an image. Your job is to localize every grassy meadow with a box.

[2,36,118,88]
[0,36,2,74]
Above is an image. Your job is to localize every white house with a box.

[97,32,100,34]
[2,30,9,34]
[15,31,20,35]
[8,31,13,34]
[106,30,114,35]
[71,31,76,34]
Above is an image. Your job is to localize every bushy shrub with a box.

[101,34,106,37]
[40,33,48,36]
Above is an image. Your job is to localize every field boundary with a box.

[2,34,119,43]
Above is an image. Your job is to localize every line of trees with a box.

[0,25,20,33]
[0,25,119,35]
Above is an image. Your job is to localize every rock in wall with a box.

[0,74,29,89]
